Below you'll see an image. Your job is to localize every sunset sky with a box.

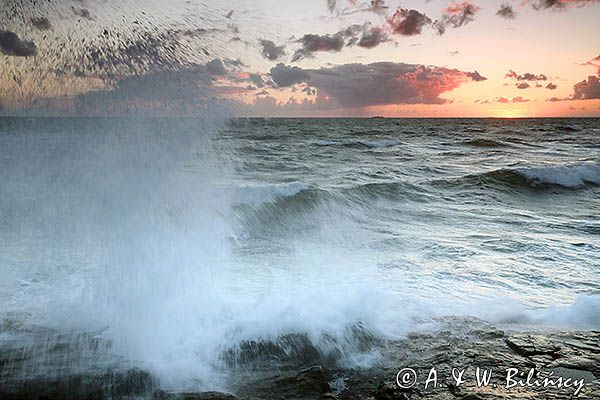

[1,0,599,117]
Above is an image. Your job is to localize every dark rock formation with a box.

[1,317,598,399]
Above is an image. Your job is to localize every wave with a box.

[356,139,404,149]
[461,138,509,148]
[447,163,600,190]
[554,125,580,132]
[517,163,600,188]
[233,181,429,211]
[312,138,404,149]
[234,181,309,205]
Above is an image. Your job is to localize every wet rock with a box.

[1,318,599,399]
[505,334,561,357]
[374,381,411,400]
[237,365,330,399]
[0,368,156,400]
[152,390,238,400]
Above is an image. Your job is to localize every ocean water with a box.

[1,117,599,390]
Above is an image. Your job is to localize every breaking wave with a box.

[445,163,600,190]
[517,163,600,188]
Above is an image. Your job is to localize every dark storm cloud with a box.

[0,30,37,57]
[31,17,52,30]
[205,59,228,75]
[572,75,600,99]
[357,26,388,48]
[388,9,432,36]
[292,32,346,61]
[71,68,211,114]
[497,4,517,19]
[259,39,286,61]
[434,1,481,35]
[63,58,247,114]
[249,73,265,88]
[291,24,386,61]
[270,64,311,87]
[268,62,486,108]
[531,0,600,10]
[505,70,548,81]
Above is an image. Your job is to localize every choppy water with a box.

[1,117,599,391]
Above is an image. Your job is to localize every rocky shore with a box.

[1,317,598,399]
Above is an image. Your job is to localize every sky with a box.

[0,0,599,117]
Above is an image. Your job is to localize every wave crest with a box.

[517,163,600,188]
[451,163,600,190]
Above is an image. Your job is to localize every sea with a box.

[0,116,599,391]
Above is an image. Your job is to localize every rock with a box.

[2,318,599,399]
[505,334,561,357]
[0,368,156,400]
[374,382,410,400]
[152,390,239,400]
[237,365,330,399]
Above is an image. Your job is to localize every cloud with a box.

[205,59,228,75]
[505,70,548,81]
[292,32,346,61]
[434,2,481,35]
[249,73,266,88]
[546,82,558,89]
[466,71,487,81]
[495,96,530,103]
[516,82,531,89]
[291,24,387,61]
[268,61,486,108]
[31,17,52,30]
[572,75,600,99]
[531,0,600,10]
[270,64,311,87]
[388,9,432,36]
[0,30,37,57]
[357,26,388,48]
[581,54,600,74]
[302,86,317,96]
[497,4,517,18]
[546,96,566,101]
[259,39,286,61]
[17,58,253,115]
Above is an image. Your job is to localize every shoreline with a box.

[1,317,598,399]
